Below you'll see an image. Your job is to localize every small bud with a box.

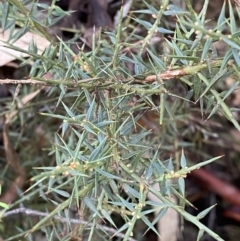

[63,171,69,176]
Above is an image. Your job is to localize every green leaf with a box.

[232,48,240,67]
[157,27,174,34]
[228,0,237,34]
[198,68,228,100]
[132,9,154,14]
[133,18,152,29]
[86,97,96,121]
[96,168,120,180]
[89,138,107,161]
[51,188,70,198]
[116,195,135,211]
[10,25,30,43]
[143,0,158,15]
[197,204,217,220]
[220,50,232,71]
[152,207,168,225]
[61,120,69,137]
[167,39,188,65]
[147,48,166,71]
[141,215,160,237]
[83,197,101,217]
[132,54,147,75]
[178,177,185,197]
[217,1,226,31]
[180,149,187,168]
[180,156,223,173]
[164,158,174,172]
[164,4,189,15]
[0,202,9,209]
[2,2,10,31]
[145,164,153,180]
[222,36,240,51]
[101,209,116,228]
[222,81,238,101]
[112,223,129,238]
[201,38,212,61]
[197,229,205,241]
[124,184,140,199]
[109,180,119,195]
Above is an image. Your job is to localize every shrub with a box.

[0,0,239,240]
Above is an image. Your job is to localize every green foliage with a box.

[0,0,240,240]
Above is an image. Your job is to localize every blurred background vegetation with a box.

[0,0,240,241]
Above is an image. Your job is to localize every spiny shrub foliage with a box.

[0,0,240,240]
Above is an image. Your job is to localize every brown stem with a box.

[191,168,240,206]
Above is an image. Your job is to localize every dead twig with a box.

[191,168,240,206]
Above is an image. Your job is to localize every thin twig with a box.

[0,77,99,86]
[0,79,44,85]
[143,60,221,82]
[0,59,222,87]
[2,207,137,241]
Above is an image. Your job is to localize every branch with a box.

[0,78,166,95]
[2,207,137,241]
[0,78,99,87]
[143,60,222,82]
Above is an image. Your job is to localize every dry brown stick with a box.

[191,168,240,206]
[224,206,240,221]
